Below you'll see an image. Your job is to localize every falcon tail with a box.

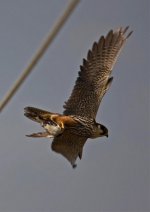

[26,131,53,138]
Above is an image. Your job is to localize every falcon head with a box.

[91,123,108,138]
[98,124,108,137]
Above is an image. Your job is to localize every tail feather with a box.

[26,131,53,138]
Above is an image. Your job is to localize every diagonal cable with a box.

[0,0,80,112]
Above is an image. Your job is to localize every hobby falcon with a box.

[24,26,133,168]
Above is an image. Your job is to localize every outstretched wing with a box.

[63,27,132,119]
[51,130,87,168]
[24,106,59,123]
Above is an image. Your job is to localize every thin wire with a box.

[0,0,80,112]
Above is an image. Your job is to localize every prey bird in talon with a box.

[24,107,77,138]
[24,26,133,168]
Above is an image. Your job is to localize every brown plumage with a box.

[63,26,132,118]
[24,26,133,168]
[52,130,87,168]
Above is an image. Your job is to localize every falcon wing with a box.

[63,27,132,119]
[51,130,87,168]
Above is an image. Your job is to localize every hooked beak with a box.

[105,133,109,138]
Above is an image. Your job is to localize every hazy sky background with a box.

[0,0,149,212]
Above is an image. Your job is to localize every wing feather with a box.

[63,27,132,118]
[51,130,87,168]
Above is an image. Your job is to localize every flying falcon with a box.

[24,26,132,168]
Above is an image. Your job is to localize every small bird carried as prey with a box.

[24,26,132,168]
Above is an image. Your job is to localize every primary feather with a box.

[63,26,133,119]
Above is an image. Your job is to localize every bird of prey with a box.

[24,26,132,168]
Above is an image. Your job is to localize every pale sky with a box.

[0,0,149,212]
